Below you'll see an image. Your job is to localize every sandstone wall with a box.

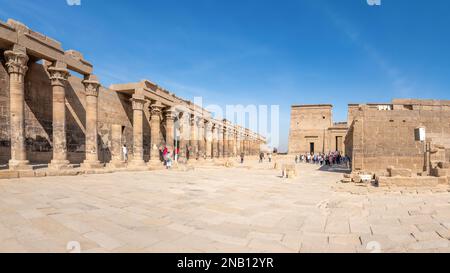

[347,102,450,174]
[0,56,10,164]
[0,62,148,165]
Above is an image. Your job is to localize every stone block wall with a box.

[0,56,10,164]
[347,101,450,174]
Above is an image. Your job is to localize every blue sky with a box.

[1,0,449,152]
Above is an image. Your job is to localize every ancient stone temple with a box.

[289,99,450,185]
[0,19,265,177]
[288,104,348,155]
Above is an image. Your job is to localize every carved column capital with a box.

[190,115,200,127]
[48,66,70,87]
[164,109,177,121]
[205,121,213,131]
[150,102,164,119]
[4,49,28,77]
[131,98,146,111]
[83,75,101,97]
[199,119,206,129]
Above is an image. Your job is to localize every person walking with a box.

[122,144,128,162]
[166,151,173,169]
[240,152,245,164]
[268,153,272,163]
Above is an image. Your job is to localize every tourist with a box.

[175,147,179,162]
[166,151,173,169]
[240,152,245,164]
[268,153,272,163]
[259,152,264,163]
[122,144,128,162]
[295,155,298,164]
[162,146,169,166]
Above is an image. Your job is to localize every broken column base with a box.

[81,160,104,169]
[48,160,72,171]
[147,160,164,170]
[376,176,444,187]
[281,164,297,179]
[107,160,127,169]
[8,160,33,171]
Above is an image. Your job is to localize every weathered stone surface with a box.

[377,176,440,187]
[388,167,413,178]
[345,100,450,174]
[0,162,449,253]
[0,170,19,179]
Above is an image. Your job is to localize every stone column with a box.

[165,109,176,151]
[228,129,234,158]
[236,133,241,156]
[81,75,103,169]
[239,134,245,154]
[178,112,188,162]
[218,125,224,158]
[48,62,71,170]
[129,96,147,167]
[5,45,32,170]
[212,124,218,158]
[197,119,205,160]
[189,115,198,160]
[233,131,238,156]
[244,136,249,155]
[108,124,126,168]
[205,121,213,159]
[149,102,164,165]
[223,127,229,157]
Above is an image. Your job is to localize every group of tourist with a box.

[294,151,350,166]
[258,153,273,163]
[121,144,177,169]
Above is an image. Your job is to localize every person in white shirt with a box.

[122,144,128,162]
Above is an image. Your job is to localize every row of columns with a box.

[126,99,264,165]
[4,45,101,171]
[4,45,264,170]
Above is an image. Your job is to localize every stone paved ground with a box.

[1,160,450,253]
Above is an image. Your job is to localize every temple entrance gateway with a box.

[310,143,315,154]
